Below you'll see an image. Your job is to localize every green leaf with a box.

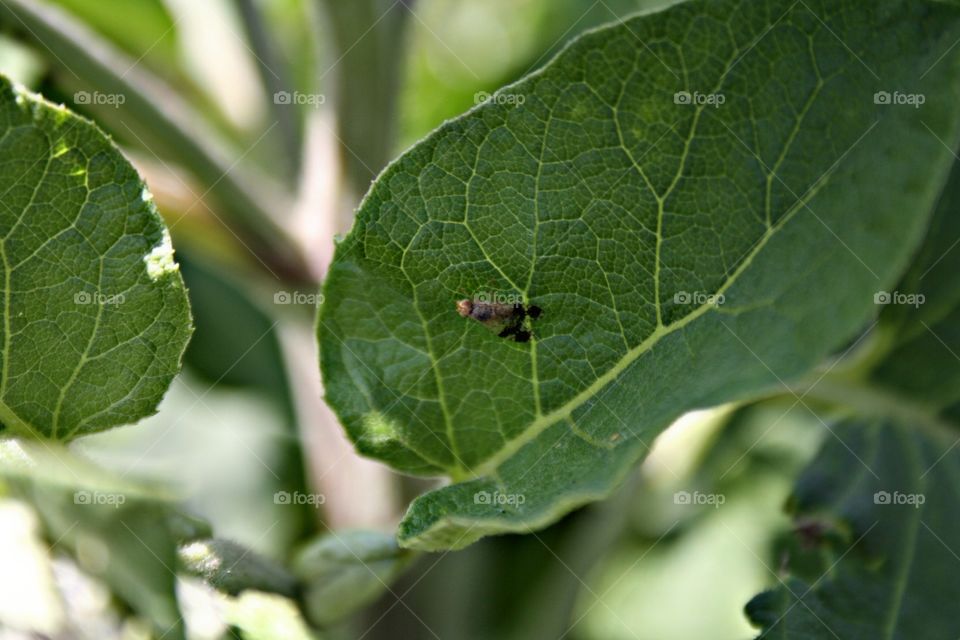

[0,75,191,440]
[0,439,186,639]
[398,0,678,146]
[866,158,960,419]
[745,154,960,639]
[318,0,960,550]
[224,591,320,640]
[179,256,288,397]
[745,418,960,639]
[0,0,304,274]
[49,0,179,71]
[292,530,414,628]
[179,537,298,599]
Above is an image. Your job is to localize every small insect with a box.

[456,297,543,343]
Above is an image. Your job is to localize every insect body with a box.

[456,297,543,343]
[456,299,519,324]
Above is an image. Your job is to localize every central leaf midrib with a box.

[444,39,747,473]
[461,31,836,479]
[470,166,835,478]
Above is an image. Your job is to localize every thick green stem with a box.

[319,0,412,200]
[0,0,311,280]
[236,0,303,181]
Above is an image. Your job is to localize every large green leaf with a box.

[0,75,192,440]
[745,418,960,639]
[746,158,960,637]
[318,0,960,550]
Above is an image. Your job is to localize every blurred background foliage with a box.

[0,1,825,638]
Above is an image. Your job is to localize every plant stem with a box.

[235,0,303,181]
[781,375,957,445]
[318,0,412,200]
[0,0,312,280]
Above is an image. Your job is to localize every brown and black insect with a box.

[457,297,542,343]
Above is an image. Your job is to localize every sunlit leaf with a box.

[0,75,192,440]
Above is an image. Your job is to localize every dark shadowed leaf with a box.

[746,419,960,640]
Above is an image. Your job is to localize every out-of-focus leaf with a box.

[76,374,303,559]
[399,0,680,145]
[866,159,960,416]
[0,439,186,639]
[48,0,179,71]
[174,253,313,548]
[179,256,288,398]
[0,74,192,440]
[292,530,414,628]
[747,155,960,638]
[166,509,214,542]
[226,590,320,640]
[746,419,960,639]
[180,538,298,598]
[318,0,960,550]
[575,402,820,640]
